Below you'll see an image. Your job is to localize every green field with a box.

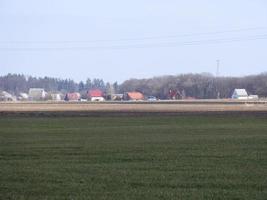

[1,114,267,199]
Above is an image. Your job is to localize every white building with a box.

[51,93,62,101]
[0,91,16,101]
[232,89,248,100]
[18,93,29,101]
[248,95,259,100]
[29,88,46,100]
[91,97,105,102]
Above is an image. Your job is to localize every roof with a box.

[0,91,13,98]
[127,92,144,100]
[19,93,29,99]
[29,88,45,92]
[233,89,248,96]
[0,91,16,101]
[88,89,103,97]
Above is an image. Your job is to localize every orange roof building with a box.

[124,92,144,100]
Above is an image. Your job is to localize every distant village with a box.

[0,88,147,102]
[1,73,266,102]
[0,88,259,102]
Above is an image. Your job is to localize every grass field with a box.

[1,114,267,199]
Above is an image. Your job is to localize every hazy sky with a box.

[0,0,267,83]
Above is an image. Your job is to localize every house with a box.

[29,88,46,100]
[87,89,105,101]
[0,91,16,101]
[64,92,81,101]
[124,92,144,101]
[232,89,248,100]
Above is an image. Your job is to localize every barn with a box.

[87,89,105,101]
[29,88,46,101]
[124,92,144,101]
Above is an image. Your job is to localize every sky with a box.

[0,0,267,83]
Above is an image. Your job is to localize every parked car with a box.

[147,96,157,101]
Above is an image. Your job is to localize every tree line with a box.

[119,73,267,99]
[1,73,267,99]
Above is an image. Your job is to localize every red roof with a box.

[88,89,104,97]
[127,92,144,100]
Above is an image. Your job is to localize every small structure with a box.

[87,89,105,101]
[248,95,259,100]
[0,91,16,101]
[232,89,249,100]
[29,88,46,101]
[18,93,29,101]
[51,93,62,101]
[112,94,124,101]
[168,89,184,100]
[64,92,81,101]
[124,92,144,101]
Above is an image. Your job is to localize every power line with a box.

[0,34,267,51]
[0,26,267,44]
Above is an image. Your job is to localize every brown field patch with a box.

[1,101,267,114]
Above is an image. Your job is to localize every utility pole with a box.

[216,60,220,99]
[216,59,220,77]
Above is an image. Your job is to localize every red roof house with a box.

[87,89,104,98]
[87,89,105,101]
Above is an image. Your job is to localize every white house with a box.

[29,88,46,100]
[231,89,248,100]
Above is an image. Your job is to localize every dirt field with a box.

[1,100,267,113]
